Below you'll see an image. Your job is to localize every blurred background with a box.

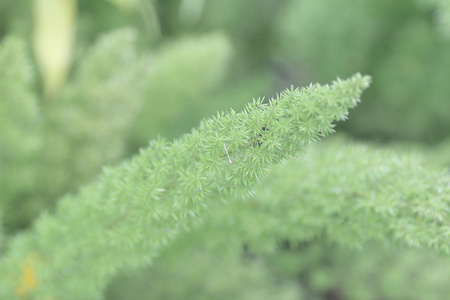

[1,0,449,299]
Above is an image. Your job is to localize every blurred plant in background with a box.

[0,0,449,299]
[276,0,450,142]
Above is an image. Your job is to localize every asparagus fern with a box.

[0,74,370,299]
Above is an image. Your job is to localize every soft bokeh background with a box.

[1,0,449,299]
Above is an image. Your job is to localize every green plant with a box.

[1,72,370,299]
[276,0,450,142]
[1,2,450,299]
[103,137,450,300]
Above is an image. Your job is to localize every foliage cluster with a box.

[1,0,449,299]
[105,138,450,300]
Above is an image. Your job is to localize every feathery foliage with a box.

[0,37,42,230]
[104,137,450,299]
[0,30,145,230]
[193,137,450,255]
[0,74,370,299]
[2,1,449,298]
[0,29,232,231]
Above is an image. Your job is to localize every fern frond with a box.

[198,137,450,255]
[0,74,370,299]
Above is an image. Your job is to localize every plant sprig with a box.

[0,74,371,300]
